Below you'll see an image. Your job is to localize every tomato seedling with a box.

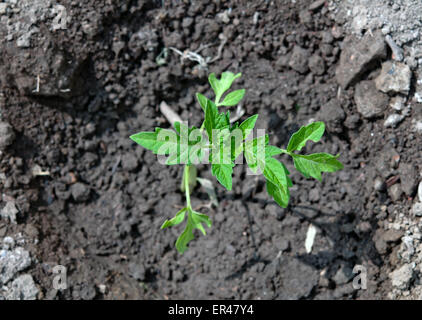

[130,71,343,253]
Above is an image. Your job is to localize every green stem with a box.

[184,164,191,209]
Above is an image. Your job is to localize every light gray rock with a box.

[375,61,411,95]
[5,274,39,300]
[418,180,422,202]
[0,3,8,14]
[0,122,15,151]
[0,202,19,224]
[412,202,422,217]
[354,80,389,119]
[390,264,414,290]
[388,183,403,202]
[389,96,406,111]
[336,31,387,89]
[0,247,31,285]
[384,114,405,128]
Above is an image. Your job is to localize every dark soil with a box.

[1,0,421,299]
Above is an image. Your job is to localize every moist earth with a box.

[0,0,422,300]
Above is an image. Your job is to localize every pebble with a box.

[0,247,31,285]
[5,274,39,300]
[0,202,19,224]
[375,61,412,95]
[336,31,387,89]
[388,183,403,202]
[418,180,422,202]
[354,80,389,119]
[389,96,406,111]
[384,114,405,128]
[0,122,15,151]
[412,202,422,217]
[390,264,414,290]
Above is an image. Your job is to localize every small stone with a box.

[412,203,422,217]
[374,177,386,192]
[418,180,422,202]
[388,183,403,202]
[375,61,412,95]
[309,0,325,11]
[390,264,414,290]
[0,3,8,14]
[308,54,325,75]
[0,247,31,285]
[382,229,403,243]
[0,202,19,224]
[389,96,405,111]
[2,237,15,250]
[384,114,404,128]
[0,122,15,151]
[70,183,91,202]
[5,274,39,300]
[336,31,387,89]
[289,46,310,74]
[332,265,354,285]
[354,80,389,119]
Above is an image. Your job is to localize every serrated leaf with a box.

[266,180,289,208]
[244,135,268,173]
[287,121,325,152]
[262,157,291,207]
[239,114,258,139]
[208,72,242,104]
[204,99,230,144]
[196,92,208,111]
[219,89,245,107]
[211,163,234,190]
[161,207,187,229]
[130,128,178,155]
[265,145,283,157]
[292,152,344,181]
[175,209,212,254]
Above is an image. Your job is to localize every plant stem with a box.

[184,164,191,209]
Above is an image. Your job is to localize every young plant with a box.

[130,71,343,253]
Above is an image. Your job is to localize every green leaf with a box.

[291,152,344,181]
[196,93,208,111]
[239,114,258,139]
[130,128,178,155]
[211,163,234,190]
[161,207,187,229]
[262,157,291,208]
[204,99,230,143]
[219,89,245,107]
[287,122,325,152]
[244,135,268,173]
[175,209,212,254]
[265,145,283,157]
[208,72,242,104]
